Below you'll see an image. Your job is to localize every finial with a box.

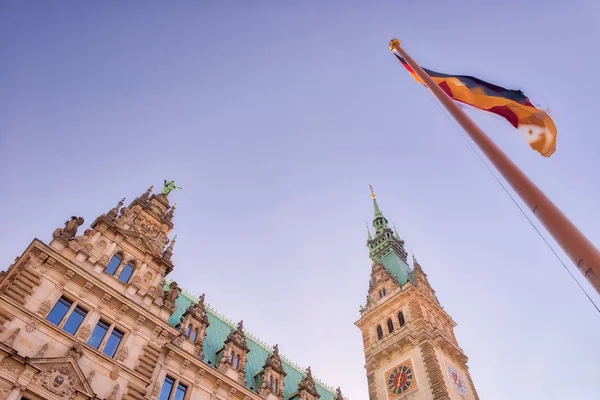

[335,387,344,400]
[369,184,376,199]
[393,223,400,239]
[237,320,244,331]
[163,236,177,260]
[366,223,372,240]
[140,186,153,203]
[273,344,279,355]
[198,293,205,306]
[389,38,401,52]
[107,197,126,219]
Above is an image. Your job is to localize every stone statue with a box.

[161,180,182,195]
[53,216,85,241]
[164,281,181,303]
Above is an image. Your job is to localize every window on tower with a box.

[105,254,122,275]
[398,311,406,327]
[376,325,383,340]
[118,262,135,284]
[387,318,394,333]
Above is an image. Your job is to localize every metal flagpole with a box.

[388,39,600,295]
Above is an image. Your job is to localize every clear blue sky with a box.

[2,1,599,399]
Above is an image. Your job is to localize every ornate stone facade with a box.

[0,185,344,400]
[356,190,479,400]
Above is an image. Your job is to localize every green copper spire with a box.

[369,185,389,235]
[369,185,383,218]
[365,187,410,284]
[366,223,373,241]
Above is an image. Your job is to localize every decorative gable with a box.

[30,356,96,399]
[296,367,320,400]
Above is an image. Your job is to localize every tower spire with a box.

[366,223,372,241]
[369,185,384,218]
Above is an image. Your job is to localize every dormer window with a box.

[105,254,122,275]
[118,262,135,284]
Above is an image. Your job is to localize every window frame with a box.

[159,375,188,400]
[387,318,394,334]
[117,262,135,284]
[398,311,406,327]
[105,253,123,276]
[46,296,88,337]
[86,318,126,359]
[376,324,383,340]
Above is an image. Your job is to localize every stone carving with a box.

[52,216,85,241]
[0,357,24,375]
[174,334,185,347]
[163,281,181,308]
[130,275,142,289]
[87,370,95,384]
[38,300,51,316]
[4,328,20,346]
[115,346,129,362]
[335,387,344,400]
[37,365,78,398]
[67,342,84,361]
[35,343,48,358]
[76,325,91,341]
[110,365,120,380]
[26,319,37,332]
[108,383,120,400]
[297,367,320,398]
[99,254,110,265]
[142,272,153,288]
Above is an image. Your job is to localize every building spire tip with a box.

[369,184,376,199]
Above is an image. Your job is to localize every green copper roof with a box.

[380,251,413,285]
[168,290,338,399]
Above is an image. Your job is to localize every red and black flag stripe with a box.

[392,53,557,157]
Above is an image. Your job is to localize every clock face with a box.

[385,359,418,398]
[446,364,468,396]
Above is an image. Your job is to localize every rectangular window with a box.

[103,327,124,358]
[87,320,109,349]
[63,305,87,335]
[46,297,72,326]
[159,376,175,400]
[159,376,187,400]
[174,383,187,400]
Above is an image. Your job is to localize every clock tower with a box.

[355,189,479,400]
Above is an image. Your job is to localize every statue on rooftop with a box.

[53,216,85,241]
[162,180,182,195]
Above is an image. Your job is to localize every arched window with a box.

[269,375,273,389]
[235,354,241,370]
[387,318,394,333]
[185,325,192,337]
[376,325,383,340]
[398,311,406,327]
[274,378,279,394]
[383,287,387,296]
[191,328,198,343]
[105,254,122,275]
[118,263,135,284]
[229,352,234,364]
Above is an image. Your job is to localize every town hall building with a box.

[0,184,478,400]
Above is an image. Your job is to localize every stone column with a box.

[6,387,22,400]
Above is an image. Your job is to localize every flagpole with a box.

[388,39,600,295]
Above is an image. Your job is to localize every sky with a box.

[1,1,600,399]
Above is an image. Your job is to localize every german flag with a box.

[392,53,557,157]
